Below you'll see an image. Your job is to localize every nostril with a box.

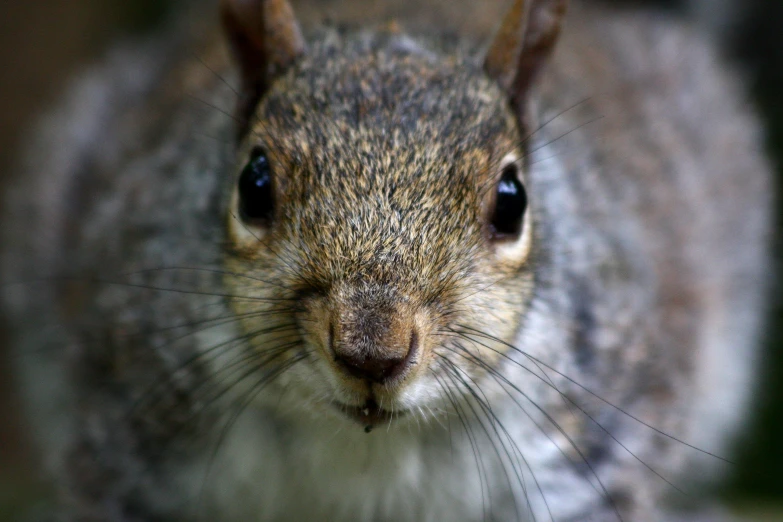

[336,353,405,382]
[335,329,419,383]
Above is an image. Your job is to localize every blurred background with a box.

[0,0,781,519]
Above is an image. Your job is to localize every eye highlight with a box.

[238,147,274,223]
[490,163,527,239]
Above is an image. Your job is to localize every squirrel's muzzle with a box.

[328,292,420,384]
[333,328,418,383]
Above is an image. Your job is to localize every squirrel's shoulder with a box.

[543,3,768,204]
[0,16,231,309]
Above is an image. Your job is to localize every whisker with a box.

[186,92,241,125]
[129,322,299,424]
[136,343,302,474]
[196,353,308,517]
[456,324,732,463]
[520,95,596,149]
[117,265,295,292]
[190,52,240,97]
[446,327,697,501]
[442,339,624,520]
[438,354,539,522]
[524,115,606,159]
[430,368,491,522]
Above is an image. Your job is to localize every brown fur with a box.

[0,0,770,520]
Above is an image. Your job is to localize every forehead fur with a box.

[243,28,522,296]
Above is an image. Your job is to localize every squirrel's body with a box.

[2,1,770,521]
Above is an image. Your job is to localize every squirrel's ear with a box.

[483,0,568,127]
[221,0,306,138]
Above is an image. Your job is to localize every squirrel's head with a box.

[220,0,567,429]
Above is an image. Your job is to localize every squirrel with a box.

[0,0,771,520]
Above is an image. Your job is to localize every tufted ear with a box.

[483,0,568,129]
[221,0,306,138]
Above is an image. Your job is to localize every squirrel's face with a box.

[223,33,536,429]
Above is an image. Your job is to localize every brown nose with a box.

[335,330,418,383]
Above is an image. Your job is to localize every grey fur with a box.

[1,1,770,521]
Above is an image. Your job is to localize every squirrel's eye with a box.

[238,147,274,223]
[490,164,527,239]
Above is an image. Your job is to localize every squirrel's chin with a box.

[331,400,408,430]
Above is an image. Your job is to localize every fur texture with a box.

[1,1,770,521]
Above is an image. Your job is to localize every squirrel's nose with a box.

[333,330,418,383]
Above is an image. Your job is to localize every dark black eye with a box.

[490,164,527,238]
[238,147,274,222]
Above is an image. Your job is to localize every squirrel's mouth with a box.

[334,399,407,431]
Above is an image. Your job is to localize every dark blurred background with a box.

[0,0,781,519]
